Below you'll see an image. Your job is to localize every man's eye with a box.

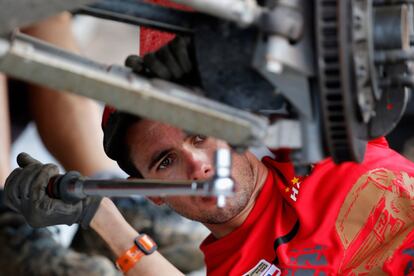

[193,135,206,144]
[158,155,175,170]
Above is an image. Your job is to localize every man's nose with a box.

[184,150,214,181]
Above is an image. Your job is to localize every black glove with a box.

[125,36,201,87]
[4,153,102,229]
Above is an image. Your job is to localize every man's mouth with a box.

[199,196,217,204]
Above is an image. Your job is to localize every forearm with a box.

[29,87,114,176]
[0,74,10,186]
[90,198,184,276]
[21,12,79,52]
[22,13,116,176]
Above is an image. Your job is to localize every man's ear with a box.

[127,176,165,205]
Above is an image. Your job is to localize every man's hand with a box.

[4,153,102,229]
[125,36,200,87]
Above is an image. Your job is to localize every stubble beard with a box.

[167,154,256,224]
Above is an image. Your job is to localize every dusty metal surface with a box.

[0,0,97,35]
[170,0,261,27]
[0,33,268,147]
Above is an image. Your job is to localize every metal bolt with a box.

[265,36,285,74]
[215,148,231,177]
[266,58,284,74]
[217,195,226,208]
[213,148,234,208]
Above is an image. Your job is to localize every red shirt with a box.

[200,138,414,275]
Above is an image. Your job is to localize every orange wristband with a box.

[115,234,157,273]
[116,244,144,273]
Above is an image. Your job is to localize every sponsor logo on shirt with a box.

[243,259,281,276]
[284,176,302,202]
[283,245,331,275]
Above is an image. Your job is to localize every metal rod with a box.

[375,49,414,64]
[76,0,194,34]
[79,179,213,197]
[0,33,268,147]
[58,149,234,208]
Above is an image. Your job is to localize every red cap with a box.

[101,106,142,176]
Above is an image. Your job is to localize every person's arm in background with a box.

[21,12,116,176]
[0,74,10,186]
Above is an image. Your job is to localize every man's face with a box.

[126,119,257,224]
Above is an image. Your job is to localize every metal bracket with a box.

[0,33,268,148]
